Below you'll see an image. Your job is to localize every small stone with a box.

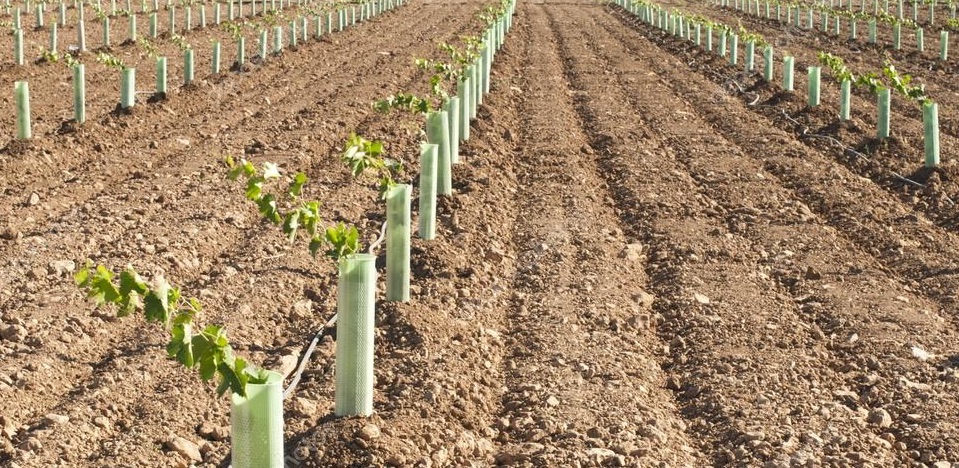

[804,266,822,280]
[291,299,313,319]
[545,396,559,407]
[693,292,710,305]
[20,437,41,452]
[197,423,229,441]
[293,397,317,417]
[356,424,380,441]
[175,138,191,147]
[28,193,39,206]
[867,409,893,428]
[587,447,617,463]
[632,290,655,309]
[166,436,202,462]
[93,416,111,429]
[620,244,644,261]
[933,462,952,468]
[1,325,28,343]
[43,414,70,425]
[48,260,76,276]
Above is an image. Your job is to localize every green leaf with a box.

[89,265,122,306]
[143,277,172,324]
[288,172,308,198]
[301,201,321,236]
[216,355,251,397]
[324,223,360,260]
[282,210,301,242]
[256,194,282,224]
[119,268,148,296]
[308,236,325,257]
[245,176,265,201]
[167,322,195,368]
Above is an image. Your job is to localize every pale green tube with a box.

[458,77,470,141]
[868,19,876,43]
[168,6,175,34]
[274,25,282,53]
[783,56,794,91]
[763,46,773,81]
[156,56,167,95]
[840,79,851,121]
[327,12,332,35]
[729,34,739,66]
[706,26,713,50]
[12,8,19,30]
[942,30,949,60]
[851,19,857,39]
[745,40,754,71]
[103,18,110,47]
[806,7,813,28]
[301,17,307,42]
[446,97,460,164]
[185,5,191,31]
[290,21,297,47]
[129,14,136,42]
[184,49,194,85]
[808,67,820,107]
[200,4,206,28]
[877,88,890,138]
[427,111,452,196]
[923,101,939,167]
[121,67,135,109]
[14,81,30,139]
[386,184,411,302]
[695,23,701,45]
[230,371,284,468]
[35,4,42,28]
[237,36,246,67]
[834,16,840,35]
[719,31,727,56]
[334,253,377,417]
[893,22,901,49]
[418,143,438,240]
[212,41,221,74]
[73,64,85,124]
[13,29,23,66]
[59,2,65,26]
[916,27,923,52]
[259,29,267,59]
[822,11,829,31]
[315,16,322,38]
[482,36,492,95]
[471,62,481,115]
[149,12,157,38]
[215,3,220,24]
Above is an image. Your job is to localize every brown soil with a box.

[1,0,959,467]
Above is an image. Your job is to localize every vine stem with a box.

[367,220,388,254]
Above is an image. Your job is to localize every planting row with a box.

[622,0,942,168]
[73,0,516,465]
[6,0,403,140]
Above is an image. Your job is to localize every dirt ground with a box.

[1,0,958,467]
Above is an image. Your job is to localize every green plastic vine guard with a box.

[149,12,157,38]
[237,36,246,67]
[418,143,438,240]
[156,57,167,95]
[729,34,739,65]
[745,40,754,71]
[212,42,221,74]
[274,26,283,54]
[386,184,411,302]
[327,12,333,36]
[942,31,949,60]
[695,23,701,45]
[718,31,727,57]
[446,97,460,164]
[458,76,471,142]
[834,16,840,35]
[259,29,267,59]
[59,2,65,26]
[429,110,452,196]
[822,11,828,31]
[290,21,297,48]
[185,6,192,31]
[482,35,492,95]
[301,17,308,42]
[763,46,773,81]
[893,23,901,49]
[807,66,820,107]
[783,56,795,91]
[230,371,284,468]
[120,68,135,109]
[35,4,42,28]
[128,15,136,42]
[840,79,851,121]
[103,17,110,47]
[471,62,481,115]
[877,88,890,138]
[13,29,23,66]
[916,27,924,52]
[923,101,940,167]
[806,8,813,28]
[14,81,30,139]
[200,4,206,28]
[314,16,322,38]
[12,8,19,30]
[168,6,175,34]
[706,26,713,51]
[850,19,857,39]
[73,64,85,124]
[868,19,876,43]
[184,49,194,85]
[215,3,220,24]
[334,253,377,417]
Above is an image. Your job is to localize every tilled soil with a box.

[1,0,958,467]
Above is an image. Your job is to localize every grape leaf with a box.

[167,322,195,368]
[256,194,282,224]
[245,176,265,201]
[288,172,308,198]
[262,162,281,180]
[282,210,301,242]
[144,277,172,324]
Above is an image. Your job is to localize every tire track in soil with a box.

[560,3,959,465]
[491,3,705,466]
[607,5,959,325]
[0,3,502,465]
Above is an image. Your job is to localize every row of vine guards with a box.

[616,0,941,168]
[74,0,517,466]
[11,0,404,139]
